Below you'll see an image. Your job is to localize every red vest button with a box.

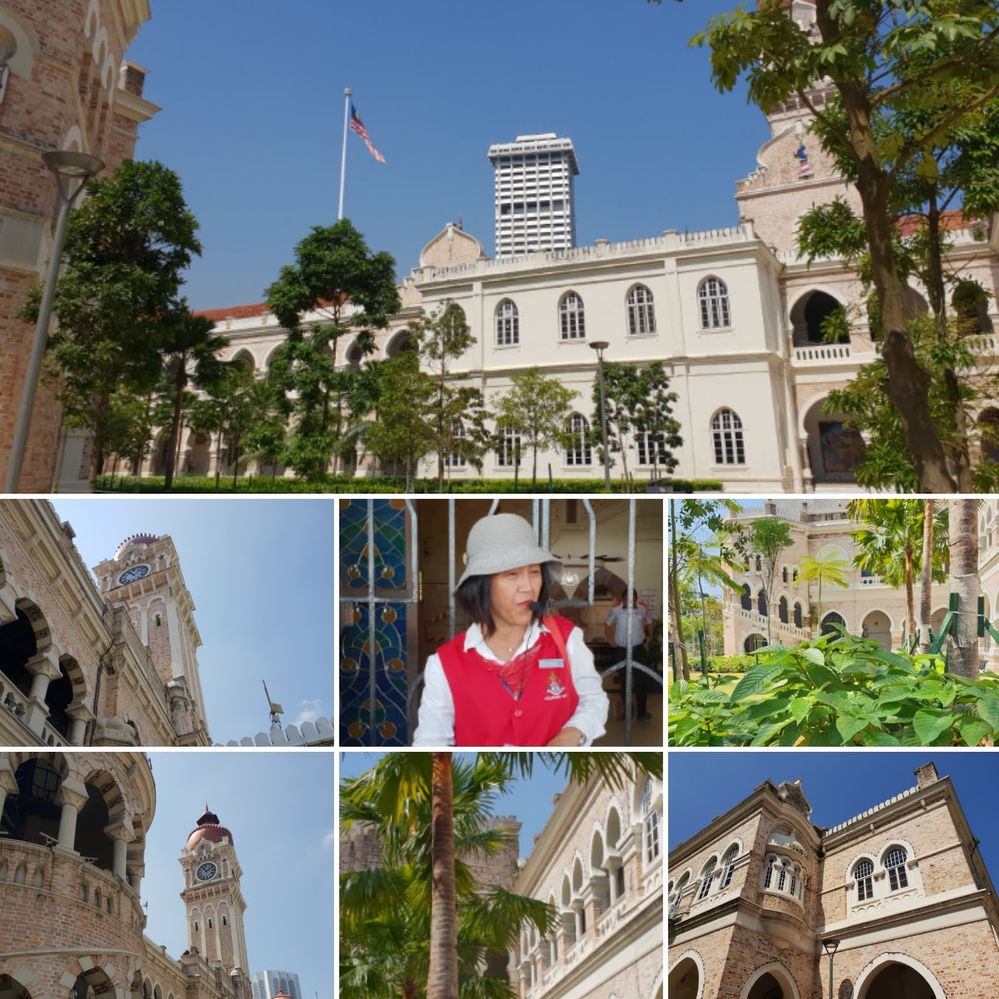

[513,710,523,717]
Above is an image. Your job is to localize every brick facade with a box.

[668,762,999,998]
[0,500,209,746]
[0,0,157,491]
[0,751,249,999]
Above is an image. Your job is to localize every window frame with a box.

[559,291,586,341]
[698,276,732,330]
[494,298,520,347]
[711,408,746,465]
[626,284,657,337]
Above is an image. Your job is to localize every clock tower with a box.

[93,533,210,744]
[180,807,251,978]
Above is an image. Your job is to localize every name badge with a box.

[540,658,564,669]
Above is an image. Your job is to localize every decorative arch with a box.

[861,609,892,648]
[385,329,415,358]
[668,950,705,999]
[739,961,801,999]
[589,827,604,869]
[744,633,766,653]
[801,395,863,483]
[821,611,846,635]
[854,953,945,999]
[494,299,519,346]
[230,349,255,373]
[558,291,586,341]
[789,288,847,346]
[0,973,35,999]
[698,276,731,330]
[626,284,656,336]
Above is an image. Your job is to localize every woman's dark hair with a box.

[456,562,555,637]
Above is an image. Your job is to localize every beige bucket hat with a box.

[457,513,558,587]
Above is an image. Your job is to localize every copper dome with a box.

[186,806,234,851]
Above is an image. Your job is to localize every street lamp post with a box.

[822,938,840,999]
[589,340,611,491]
[5,149,104,492]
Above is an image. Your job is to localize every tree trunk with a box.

[164,365,186,490]
[919,499,934,651]
[668,502,689,681]
[532,441,538,487]
[214,432,222,489]
[904,543,915,643]
[948,499,980,679]
[89,393,110,488]
[427,752,458,999]
[815,2,956,492]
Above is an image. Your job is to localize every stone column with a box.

[129,862,145,899]
[55,778,89,851]
[24,651,61,736]
[104,819,134,880]
[605,857,622,904]
[67,701,95,746]
[572,899,584,939]
[0,758,17,815]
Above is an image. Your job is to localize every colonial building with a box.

[0,751,252,999]
[0,0,158,492]
[0,500,210,746]
[170,0,998,490]
[667,761,999,999]
[723,499,999,669]
[510,765,663,999]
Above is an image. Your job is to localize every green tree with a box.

[340,755,553,999]
[688,0,999,492]
[343,752,662,999]
[21,160,201,485]
[158,308,229,489]
[415,303,491,489]
[668,499,744,680]
[189,365,276,489]
[796,550,850,636]
[847,498,949,643]
[494,367,577,487]
[265,220,400,480]
[749,516,793,645]
[365,352,435,491]
[630,362,684,479]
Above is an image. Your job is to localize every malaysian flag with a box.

[794,142,813,179]
[350,104,386,164]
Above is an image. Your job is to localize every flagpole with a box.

[338,86,351,221]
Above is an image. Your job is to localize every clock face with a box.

[118,564,150,585]
[196,861,217,882]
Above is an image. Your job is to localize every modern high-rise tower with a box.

[488,133,579,257]
[250,970,302,999]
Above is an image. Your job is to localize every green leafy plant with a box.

[669,628,999,748]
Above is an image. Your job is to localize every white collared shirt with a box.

[412,619,609,747]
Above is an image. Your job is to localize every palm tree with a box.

[341,752,663,999]
[847,499,949,644]
[949,499,981,679]
[158,308,228,489]
[796,550,849,637]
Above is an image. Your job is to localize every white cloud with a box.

[292,699,323,727]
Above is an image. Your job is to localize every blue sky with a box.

[340,752,578,857]
[669,751,999,877]
[49,498,333,744]
[125,0,759,309]
[142,751,333,999]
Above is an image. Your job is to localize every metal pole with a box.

[338,87,351,221]
[6,192,74,492]
[596,351,611,491]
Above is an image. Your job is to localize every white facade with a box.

[250,970,301,999]
[489,133,579,258]
[511,767,663,999]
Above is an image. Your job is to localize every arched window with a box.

[559,292,586,340]
[757,590,767,617]
[793,602,803,628]
[495,299,519,346]
[642,778,660,864]
[779,596,788,623]
[711,409,745,465]
[884,846,909,891]
[444,422,465,468]
[636,432,669,467]
[782,566,789,584]
[721,845,739,889]
[626,285,656,336]
[565,414,592,466]
[697,858,717,900]
[496,429,521,467]
[699,277,731,329]
[854,859,874,901]
[740,584,752,611]
[763,854,777,889]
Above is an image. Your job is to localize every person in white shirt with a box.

[604,591,653,720]
[412,513,608,747]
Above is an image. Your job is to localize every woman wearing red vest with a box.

[413,513,608,747]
